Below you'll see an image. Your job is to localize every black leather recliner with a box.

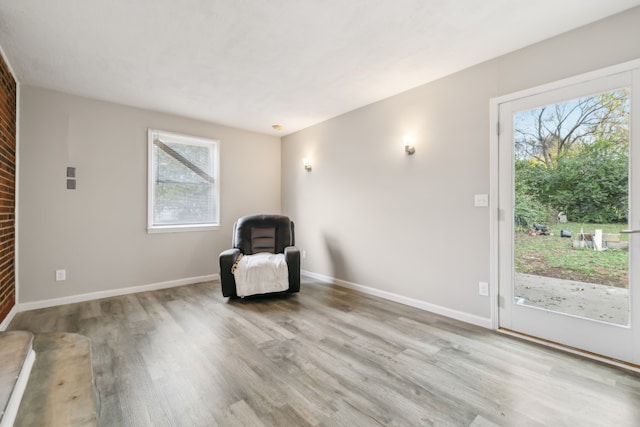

[219,214,301,297]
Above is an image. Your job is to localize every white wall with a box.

[282,7,640,321]
[18,87,281,303]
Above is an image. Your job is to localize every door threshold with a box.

[498,328,640,373]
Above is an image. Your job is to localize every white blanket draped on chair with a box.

[232,252,289,297]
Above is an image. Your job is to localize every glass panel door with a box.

[498,70,640,364]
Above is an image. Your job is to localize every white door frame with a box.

[489,58,640,332]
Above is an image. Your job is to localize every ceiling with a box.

[1,1,639,136]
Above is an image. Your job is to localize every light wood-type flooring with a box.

[8,278,640,426]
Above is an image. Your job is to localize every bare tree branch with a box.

[513,90,629,167]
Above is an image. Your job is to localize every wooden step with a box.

[14,333,97,427]
[0,331,35,427]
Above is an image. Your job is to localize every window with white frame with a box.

[148,129,219,232]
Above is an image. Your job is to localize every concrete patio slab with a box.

[514,273,629,326]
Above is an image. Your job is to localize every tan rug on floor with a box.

[14,332,97,427]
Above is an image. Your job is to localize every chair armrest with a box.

[284,246,300,293]
[219,248,241,297]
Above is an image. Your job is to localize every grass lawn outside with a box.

[514,221,628,288]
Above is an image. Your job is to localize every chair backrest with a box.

[232,214,295,255]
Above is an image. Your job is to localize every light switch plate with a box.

[479,282,489,296]
[474,194,489,207]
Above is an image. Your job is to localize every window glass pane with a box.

[512,89,630,325]
[148,130,219,230]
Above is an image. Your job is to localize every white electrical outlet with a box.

[478,281,489,296]
[302,250,307,259]
[55,269,66,281]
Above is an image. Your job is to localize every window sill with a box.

[147,224,220,234]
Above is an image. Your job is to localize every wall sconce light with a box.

[303,158,312,172]
[403,135,416,155]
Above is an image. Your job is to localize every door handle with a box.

[620,229,640,234]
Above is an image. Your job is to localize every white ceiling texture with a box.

[1,0,639,136]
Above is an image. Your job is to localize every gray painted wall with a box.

[281,7,640,320]
[18,87,281,303]
[15,7,640,317]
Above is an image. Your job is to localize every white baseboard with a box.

[0,305,18,331]
[302,270,492,329]
[11,271,491,329]
[16,274,219,312]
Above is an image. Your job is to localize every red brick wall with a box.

[0,53,16,323]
